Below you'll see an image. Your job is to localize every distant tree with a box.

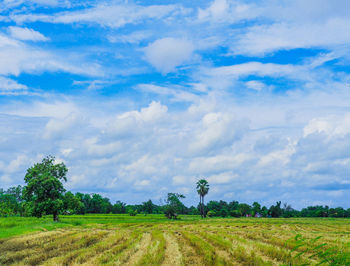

[252,202,261,216]
[269,201,282,217]
[219,208,229,217]
[63,191,83,214]
[188,206,200,215]
[261,206,269,217]
[196,179,209,218]
[0,192,18,217]
[207,200,221,215]
[142,199,154,214]
[164,193,185,219]
[113,201,126,214]
[0,186,23,216]
[238,203,251,216]
[23,156,67,221]
[89,194,113,213]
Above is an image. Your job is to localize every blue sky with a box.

[1,0,350,209]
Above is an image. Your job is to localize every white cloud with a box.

[1,0,350,209]
[137,84,198,102]
[0,33,103,77]
[6,154,29,173]
[144,38,194,74]
[207,172,238,184]
[189,112,248,155]
[11,3,180,27]
[0,76,28,95]
[108,31,152,44]
[8,26,49,41]
[43,113,81,139]
[1,91,350,208]
[245,80,268,91]
[233,18,350,55]
[303,114,350,138]
[197,0,256,23]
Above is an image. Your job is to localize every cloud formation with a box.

[144,38,194,74]
[0,0,350,209]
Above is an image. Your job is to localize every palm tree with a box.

[196,179,209,218]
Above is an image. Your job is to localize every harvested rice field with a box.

[0,215,349,265]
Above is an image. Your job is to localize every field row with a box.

[1,220,349,265]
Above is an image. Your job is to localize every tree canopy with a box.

[23,156,68,221]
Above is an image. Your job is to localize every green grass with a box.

[1,215,349,240]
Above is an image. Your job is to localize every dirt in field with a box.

[123,232,151,265]
[163,232,182,265]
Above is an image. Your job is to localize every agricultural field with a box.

[0,215,349,265]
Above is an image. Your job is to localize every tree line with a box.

[0,156,349,220]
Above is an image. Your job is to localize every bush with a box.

[128,209,137,216]
[230,210,241,217]
[220,209,228,217]
[207,210,216,217]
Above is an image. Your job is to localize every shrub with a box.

[207,210,216,217]
[128,209,137,216]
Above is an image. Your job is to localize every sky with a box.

[0,0,350,209]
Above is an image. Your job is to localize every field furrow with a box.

[0,216,349,266]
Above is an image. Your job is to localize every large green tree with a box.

[23,156,68,221]
[196,179,209,218]
[164,193,185,219]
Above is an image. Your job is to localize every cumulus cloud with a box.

[1,0,350,209]
[1,91,350,208]
[144,38,194,74]
[303,114,350,138]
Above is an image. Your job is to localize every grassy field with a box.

[0,215,349,265]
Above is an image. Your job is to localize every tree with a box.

[238,203,251,216]
[112,201,126,214]
[252,202,261,216]
[23,156,68,221]
[63,191,83,214]
[196,179,209,218]
[142,199,154,214]
[164,193,185,219]
[269,201,282,217]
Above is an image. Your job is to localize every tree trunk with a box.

[53,212,59,222]
[201,195,204,218]
[203,196,206,218]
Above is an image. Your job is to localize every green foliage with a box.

[164,193,185,219]
[23,155,68,221]
[63,192,83,214]
[128,209,137,216]
[269,201,282,217]
[207,210,216,217]
[0,186,23,217]
[112,201,126,214]
[142,199,154,214]
[252,201,261,216]
[230,209,241,217]
[238,203,251,216]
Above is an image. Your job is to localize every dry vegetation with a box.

[0,216,349,265]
